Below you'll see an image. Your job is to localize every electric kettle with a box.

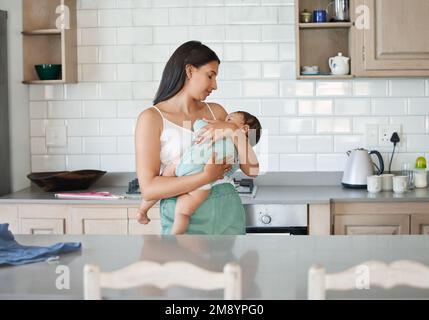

[342,148,384,189]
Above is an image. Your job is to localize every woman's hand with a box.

[196,119,238,145]
[203,152,233,183]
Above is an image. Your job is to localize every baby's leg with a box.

[171,189,210,235]
[137,199,157,224]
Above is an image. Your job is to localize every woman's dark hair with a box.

[153,41,220,105]
[237,111,262,147]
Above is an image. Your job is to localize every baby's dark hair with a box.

[237,111,262,147]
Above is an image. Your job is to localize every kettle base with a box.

[342,183,367,189]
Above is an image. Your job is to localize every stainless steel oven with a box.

[244,204,308,235]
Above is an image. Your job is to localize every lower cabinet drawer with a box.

[335,214,410,235]
[20,218,66,235]
[70,207,128,235]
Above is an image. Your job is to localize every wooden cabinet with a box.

[296,0,429,78]
[128,207,162,235]
[21,218,65,235]
[332,202,429,235]
[18,204,69,234]
[335,214,410,235]
[411,215,429,235]
[352,0,429,77]
[70,207,128,235]
[0,205,19,234]
[22,0,77,84]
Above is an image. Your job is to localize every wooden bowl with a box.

[27,170,106,192]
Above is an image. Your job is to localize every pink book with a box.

[54,191,123,200]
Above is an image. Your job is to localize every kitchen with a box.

[1,0,429,304]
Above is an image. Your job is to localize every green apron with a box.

[160,183,246,235]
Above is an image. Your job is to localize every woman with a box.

[135,41,259,235]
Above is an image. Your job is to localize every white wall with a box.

[27,0,429,174]
[0,0,30,191]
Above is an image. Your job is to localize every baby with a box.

[137,111,262,234]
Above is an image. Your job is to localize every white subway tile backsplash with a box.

[190,26,226,42]
[29,102,48,119]
[316,81,352,96]
[153,26,188,44]
[262,62,295,79]
[316,118,351,134]
[260,99,296,116]
[133,45,171,63]
[82,101,117,118]
[280,81,314,97]
[334,99,371,115]
[408,98,429,115]
[133,8,169,26]
[77,10,98,27]
[221,62,260,80]
[371,98,407,115]
[83,137,117,154]
[98,9,133,27]
[117,137,135,154]
[100,119,136,136]
[32,156,66,172]
[48,101,82,119]
[29,2,429,173]
[99,83,133,100]
[101,155,135,172]
[268,136,297,153]
[64,83,99,100]
[279,154,316,171]
[31,138,47,155]
[242,44,277,60]
[298,136,333,153]
[390,116,426,134]
[98,46,133,63]
[262,25,294,42]
[81,28,117,45]
[352,80,388,97]
[280,118,314,134]
[242,81,278,97]
[81,64,117,82]
[407,135,429,152]
[66,155,100,170]
[117,27,152,45]
[30,85,64,101]
[66,119,100,136]
[298,99,333,115]
[316,154,348,172]
[334,135,365,153]
[169,8,206,25]
[389,79,425,97]
[78,47,99,63]
[353,117,389,133]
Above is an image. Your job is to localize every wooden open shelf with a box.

[22,0,77,84]
[299,22,353,29]
[295,0,354,79]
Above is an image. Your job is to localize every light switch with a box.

[46,126,67,147]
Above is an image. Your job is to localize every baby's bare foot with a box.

[136,208,151,225]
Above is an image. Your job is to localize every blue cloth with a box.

[0,224,81,266]
[175,119,240,178]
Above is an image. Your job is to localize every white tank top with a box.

[152,103,235,187]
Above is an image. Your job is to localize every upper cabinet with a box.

[296,0,429,78]
[22,0,77,84]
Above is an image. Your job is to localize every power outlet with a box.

[379,125,401,146]
[365,124,379,147]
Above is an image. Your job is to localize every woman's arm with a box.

[135,108,231,201]
[202,103,260,178]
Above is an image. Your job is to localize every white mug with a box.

[367,175,382,193]
[380,174,394,191]
[393,176,408,194]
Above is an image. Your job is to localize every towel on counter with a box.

[0,224,81,266]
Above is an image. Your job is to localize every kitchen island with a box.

[1,234,429,300]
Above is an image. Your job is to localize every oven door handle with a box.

[246,226,307,235]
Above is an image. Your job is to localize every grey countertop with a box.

[2,185,429,205]
[1,234,429,300]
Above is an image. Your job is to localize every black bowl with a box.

[27,170,107,192]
